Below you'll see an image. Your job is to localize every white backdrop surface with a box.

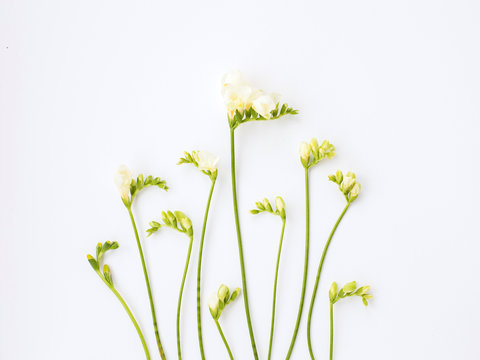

[1,0,480,359]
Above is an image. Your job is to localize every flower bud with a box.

[263,198,273,212]
[335,170,343,184]
[310,138,319,154]
[114,165,133,202]
[229,288,241,303]
[348,183,361,202]
[329,282,338,302]
[299,142,311,167]
[340,175,356,194]
[217,284,230,303]
[208,294,220,320]
[275,196,286,219]
[343,281,357,294]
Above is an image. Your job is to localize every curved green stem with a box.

[306,202,350,359]
[127,207,166,360]
[285,167,310,359]
[267,218,286,360]
[229,128,259,359]
[177,235,194,360]
[96,272,151,359]
[329,303,334,360]
[215,319,234,360]
[197,179,216,360]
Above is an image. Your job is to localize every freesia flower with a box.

[275,196,285,213]
[195,151,219,172]
[208,293,220,319]
[341,173,356,193]
[252,92,277,119]
[114,165,132,200]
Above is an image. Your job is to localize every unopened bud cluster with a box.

[208,284,241,321]
[329,281,372,307]
[87,240,120,288]
[250,196,286,220]
[147,210,193,238]
[329,170,361,203]
[299,138,336,168]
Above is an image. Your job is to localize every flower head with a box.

[252,92,278,119]
[208,284,241,321]
[114,165,132,201]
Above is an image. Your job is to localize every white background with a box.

[1,0,479,359]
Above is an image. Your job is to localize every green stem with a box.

[215,319,234,360]
[329,302,334,360]
[229,128,259,359]
[97,272,151,359]
[177,235,194,360]
[197,179,216,360]
[267,218,286,360]
[285,167,310,359]
[127,207,166,360]
[306,202,350,359]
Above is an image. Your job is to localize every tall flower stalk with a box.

[306,170,361,359]
[208,284,241,360]
[178,150,219,359]
[87,241,151,359]
[114,165,168,359]
[147,210,194,360]
[328,281,372,360]
[250,197,287,360]
[285,139,336,359]
[222,70,298,359]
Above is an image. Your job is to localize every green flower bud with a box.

[229,288,241,303]
[310,138,320,155]
[319,140,336,159]
[336,170,343,184]
[328,174,337,183]
[343,281,357,294]
[175,211,192,232]
[217,284,230,303]
[263,198,273,212]
[87,254,99,271]
[329,282,338,302]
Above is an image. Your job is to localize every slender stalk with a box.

[177,235,194,360]
[329,303,334,360]
[229,128,259,359]
[267,218,286,360]
[215,319,234,360]
[127,207,166,360]
[306,202,350,359]
[97,272,151,359]
[197,179,216,359]
[285,167,310,359]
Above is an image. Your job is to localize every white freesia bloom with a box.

[252,92,277,119]
[195,151,219,172]
[299,142,312,161]
[221,70,254,117]
[114,165,132,200]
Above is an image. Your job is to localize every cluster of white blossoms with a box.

[221,70,279,119]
